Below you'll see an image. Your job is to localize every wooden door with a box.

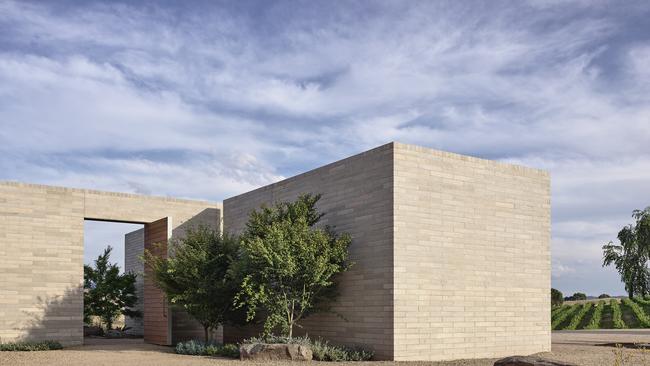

[144,217,172,345]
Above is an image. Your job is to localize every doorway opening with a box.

[83,219,145,342]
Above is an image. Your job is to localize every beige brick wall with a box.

[393,143,551,361]
[124,228,144,336]
[0,181,220,346]
[0,142,550,360]
[223,144,395,359]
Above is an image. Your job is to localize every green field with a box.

[551,298,650,330]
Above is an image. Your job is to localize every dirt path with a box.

[3,335,650,366]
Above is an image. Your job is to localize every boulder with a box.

[494,355,578,366]
[240,343,313,361]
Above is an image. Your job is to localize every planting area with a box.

[552,298,650,330]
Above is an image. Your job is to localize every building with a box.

[0,142,550,361]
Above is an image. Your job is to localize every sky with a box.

[1,0,649,295]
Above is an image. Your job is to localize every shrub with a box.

[175,340,239,358]
[551,304,580,330]
[565,303,592,330]
[0,341,63,351]
[242,335,373,361]
[622,298,650,327]
[310,338,373,361]
[611,299,627,329]
[598,294,611,299]
[634,297,650,305]
[585,300,605,329]
[551,304,569,318]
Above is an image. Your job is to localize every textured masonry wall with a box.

[124,229,144,336]
[393,143,551,361]
[0,181,220,346]
[223,144,395,360]
[0,142,550,361]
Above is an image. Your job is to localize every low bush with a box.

[175,340,239,358]
[551,304,580,330]
[585,300,605,329]
[0,341,63,351]
[565,303,592,330]
[622,298,650,327]
[242,335,374,361]
[633,297,650,306]
[611,299,627,329]
[551,305,569,318]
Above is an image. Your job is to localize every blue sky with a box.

[1,0,649,296]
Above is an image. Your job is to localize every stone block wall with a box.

[0,142,550,361]
[223,144,395,359]
[222,142,550,361]
[393,143,551,360]
[0,181,220,346]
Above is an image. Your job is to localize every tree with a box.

[84,246,141,330]
[603,207,650,299]
[144,225,243,343]
[551,288,563,307]
[598,294,611,299]
[233,194,352,338]
[571,292,587,300]
[565,292,587,301]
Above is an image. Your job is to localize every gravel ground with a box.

[3,333,650,366]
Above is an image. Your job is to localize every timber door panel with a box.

[144,217,171,345]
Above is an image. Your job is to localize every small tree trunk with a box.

[204,325,209,343]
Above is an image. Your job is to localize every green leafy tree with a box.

[144,225,243,342]
[551,288,563,307]
[603,207,650,299]
[565,292,587,301]
[598,294,611,299]
[84,246,141,329]
[233,193,352,338]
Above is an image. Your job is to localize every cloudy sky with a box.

[1,0,649,295]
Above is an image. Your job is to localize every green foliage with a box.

[310,339,373,361]
[84,246,141,329]
[611,299,627,329]
[565,303,592,330]
[144,225,244,342]
[603,207,650,299]
[0,341,63,351]
[634,297,650,306]
[242,335,373,361]
[552,304,580,330]
[622,298,650,327]
[598,294,611,299]
[233,194,352,338]
[565,292,587,301]
[551,305,570,318]
[585,300,606,329]
[551,288,564,307]
[175,340,239,358]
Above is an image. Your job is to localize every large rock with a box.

[240,343,313,361]
[494,355,578,366]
